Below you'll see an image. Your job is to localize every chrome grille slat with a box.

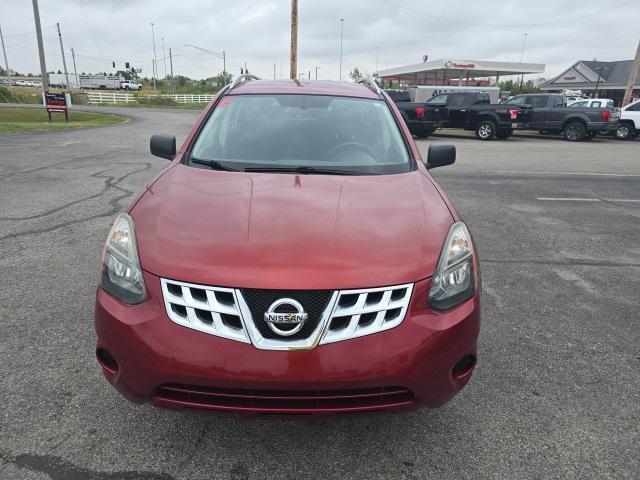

[160,278,413,350]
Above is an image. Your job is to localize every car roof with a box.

[230,79,379,100]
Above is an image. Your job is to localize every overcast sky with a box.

[1,0,639,82]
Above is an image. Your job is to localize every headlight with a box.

[99,213,146,304]
[428,221,476,311]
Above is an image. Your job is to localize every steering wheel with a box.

[328,141,376,162]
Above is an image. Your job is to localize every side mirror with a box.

[426,143,456,169]
[150,134,176,160]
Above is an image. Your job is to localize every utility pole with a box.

[161,37,167,79]
[308,69,311,80]
[184,44,227,83]
[0,23,10,83]
[71,48,79,87]
[339,18,344,81]
[315,66,319,80]
[150,22,157,90]
[290,0,298,79]
[32,0,49,93]
[56,23,70,92]
[169,47,175,94]
[622,39,640,106]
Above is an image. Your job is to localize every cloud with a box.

[1,0,639,81]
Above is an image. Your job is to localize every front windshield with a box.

[189,94,412,175]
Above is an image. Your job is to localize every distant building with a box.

[540,60,640,105]
[374,59,545,88]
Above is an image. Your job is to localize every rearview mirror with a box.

[150,134,176,160]
[426,143,456,169]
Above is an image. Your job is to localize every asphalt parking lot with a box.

[1,106,638,480]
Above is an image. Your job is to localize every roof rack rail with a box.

[357,77,383,98]
[227,74,260,92]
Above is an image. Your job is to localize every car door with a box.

[424,94,449,124]
[447,93,474,127]
[546,95,568,130]
[526,95,552,128]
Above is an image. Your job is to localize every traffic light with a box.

[125,62,130,69]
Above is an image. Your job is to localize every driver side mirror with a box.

[426,143,456,169]
[150,134,176,160]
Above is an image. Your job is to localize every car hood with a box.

[132,164,453,290]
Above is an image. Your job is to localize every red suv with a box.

[95,77,480,415]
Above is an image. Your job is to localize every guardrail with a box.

[86,91,214,104]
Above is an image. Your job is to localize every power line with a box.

[383,0,638,28]
[1,24,55,38]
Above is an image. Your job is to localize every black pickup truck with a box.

[503,94,620,141]
[388,90,529,140]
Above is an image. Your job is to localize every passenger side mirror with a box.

[150,134,176,160]
[426,143,456,169]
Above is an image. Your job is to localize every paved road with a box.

[1,107,638,480]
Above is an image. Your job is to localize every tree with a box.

[115,69,136,81]
[349,67,363,82]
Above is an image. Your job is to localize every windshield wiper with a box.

[244,166,355,175]
[190,157,241,172]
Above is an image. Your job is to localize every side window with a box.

[570,100,587,108]
[448,94,470,107]
[628,102,640,111]
[473,94,490,105]
[530,96,548,108]
[591,101,602,108]
[426,94,448,104]
[505,96,526,106]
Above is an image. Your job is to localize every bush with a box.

[136,95,177,106]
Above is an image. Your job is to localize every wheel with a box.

[496,128,513,140]
[476,120,497,140]
[124,85,129,90]
[615,122,635,140]
[563,121,587,141]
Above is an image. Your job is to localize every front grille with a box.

[160,278,413,350]
[154,383,416,414]
[240,289,332,340]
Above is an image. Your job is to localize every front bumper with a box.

[95,271,480,416]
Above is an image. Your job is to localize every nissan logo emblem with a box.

[263,298,308,336]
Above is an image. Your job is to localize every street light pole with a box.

[150,22,157,90]
[315,66,319,80]
[339,18,344,81]
[161,37,167,79]
[594,67,605,98]
[518,32,528,93]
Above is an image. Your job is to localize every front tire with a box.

[615,123,635,140]
[563,121,587,141]
[476,120,497,140]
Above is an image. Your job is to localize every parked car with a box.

[391,90,530,140]
[94,77,481,416]
[615,99,640,140]
[568,98,615,108]
[504,93,620,141]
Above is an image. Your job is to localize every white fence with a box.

[86,91,214,105]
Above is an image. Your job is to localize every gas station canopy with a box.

[374,59,545,85]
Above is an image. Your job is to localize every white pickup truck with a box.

[120,80,143,91]
[615,99,640,140]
